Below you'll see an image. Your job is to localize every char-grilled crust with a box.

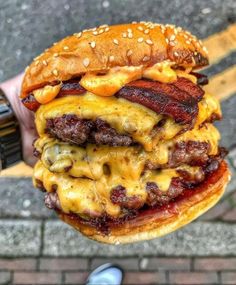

[58,161,230,244]
[21,22,208,98]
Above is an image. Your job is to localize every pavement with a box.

[0,0,236,284]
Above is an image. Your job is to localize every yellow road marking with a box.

[0,162,33,177]
[203,23,236,65]
[204,65,236,101]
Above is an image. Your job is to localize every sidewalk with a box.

[1,257,236,284]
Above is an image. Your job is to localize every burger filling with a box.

[28,64,224,234]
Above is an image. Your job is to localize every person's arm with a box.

[0,73,37,168]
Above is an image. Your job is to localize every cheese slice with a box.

[80,66,143,96]
[35,92,220,152]
[34,160,180,218]
[36,122,220,183]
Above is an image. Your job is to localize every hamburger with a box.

[21,22,230,244]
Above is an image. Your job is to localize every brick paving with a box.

[1,257,236,284]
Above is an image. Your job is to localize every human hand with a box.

[0,73,37,167]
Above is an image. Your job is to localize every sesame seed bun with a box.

[21,22,209,98]
[58,161,230,244]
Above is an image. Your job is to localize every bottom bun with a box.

[59,161,230,244]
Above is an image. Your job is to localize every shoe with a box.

[86,263,124,285]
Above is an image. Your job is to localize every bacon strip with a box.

[22,79,86,111]
[191,72,208,86]
[57,79,86,97]
[116,78,204,125]
[22,94,40,111]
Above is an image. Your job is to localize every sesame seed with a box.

[169,41,176,46]
[174,28,178,35]
[100,24,108,28]
[146,39,153,45]
[105,27,109,32]
[128,33,133,39]
[93,31,98,35]
[194,51,198,56]
[143,55,150,62]
[35,60,39,65]
[109,56,115,62]
[45,48,49,52]
[63,46,69,50]
[170,35,176,41]
[174,51,179,56]
[109,55,115,62]
[99,29,104,34]
[42,60,47,66]
[25,66,29,72]
[90,41,96,48]
[92,27,97,31]
[52,69,58,76]
[75,32,82,38]
[184,34,188,39]
[144,29,149,34]
[138,26,144,31]
[127,49,133,57]
[113,39,119,45]
[166,38,169,44]
[138,37,144,43]
[132,21,137,24]
[186,40,191,45]
[83,58,90,67]
[122,32,127,38]
[127,28,132,33]
[34,56,40,61]
[53,53,59,57]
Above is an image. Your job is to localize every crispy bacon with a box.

[191,72,209,86]
[22,76,205,120]
[21,94,40,111]
[22,79,86,111]
[116,78,204,125]
[57,79,86,97]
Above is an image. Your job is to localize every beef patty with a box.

[46,116,133,147]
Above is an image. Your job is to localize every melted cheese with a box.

[197,93,221,125]
[35,92,221,152]
[33,62,184,102]
[143,62,177,83]
[35,92,163,151]
[175,70,197,84]
[34,160,180,217]
[80,66,143,96]
[34,74,222,218]
[33,84,61,104]
[36,122,220,183]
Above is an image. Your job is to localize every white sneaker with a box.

[86,263,124,285]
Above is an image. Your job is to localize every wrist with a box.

[0,87,22,169]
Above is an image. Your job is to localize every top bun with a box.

[21,22,209,98]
